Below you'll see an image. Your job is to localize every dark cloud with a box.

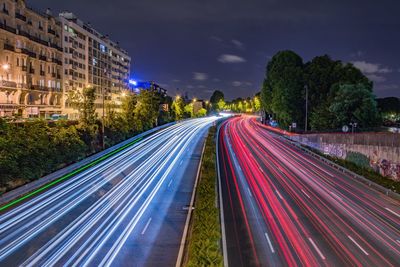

[31,0,400,99]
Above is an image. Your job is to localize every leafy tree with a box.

[134,90,160,131]
[121,93,137,132]
[329,84,381,128]
[305,55,372,130]
[262,50,305,128]
[376,97,400,121]
[254,93,261,112]
[171,96,185,120]
[184,103,194,118]
[217,99,226,111]
[210,90,224,110]
[195,108,207,117]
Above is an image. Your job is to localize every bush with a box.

[345,151,371,169]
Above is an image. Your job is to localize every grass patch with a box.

[186,126,223,267]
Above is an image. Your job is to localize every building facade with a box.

[59,12,130,119]
[0,0,63,118]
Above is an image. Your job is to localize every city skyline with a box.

[31,0,400,100]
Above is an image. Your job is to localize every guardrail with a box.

[0,121,177,208]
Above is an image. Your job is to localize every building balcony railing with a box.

[51,58,62,65]
[51,73,56,78]
[38,26,43,31]
[40,70,45,76]
[2,8,9,15]
[18,29,30,39]
[15,13,27,22]
[48,28,56,35]
[0,80,17,88]
[57,74,61,79]
[3,43,15,51]
[21,65,28,72]
[31,85,51,92]
[20,48,37,58]
[29,68,35,74]
[0,21,16,34]
[39,55,47,61]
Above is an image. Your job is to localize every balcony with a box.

[31,85,52,92]
[2,8,9,15]
[0,21,16,34]
[51,73,56,78]
[40,70,45,76]
[38,25,43,31]
[57,74,61,79]
[48,28,56,35]
[20,48,36,58]
[15,13,27,22]
[0,80,17,88]
[39,55,47,61]
[29,68,35,74]
[21,65,27,72]
[3,43,15,52]
[18,29,30,39]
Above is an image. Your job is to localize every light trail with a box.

[219,116,400,266]
[0,117,218,266]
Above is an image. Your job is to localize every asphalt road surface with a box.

[0,117,218,266]
[218,116,400,267]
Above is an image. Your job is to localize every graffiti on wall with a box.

[293,137,400,181]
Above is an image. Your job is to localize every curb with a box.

[216,120,229,267]
[175,131,208,267]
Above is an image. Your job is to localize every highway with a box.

[218,116,400,266]
[0,117,218,266]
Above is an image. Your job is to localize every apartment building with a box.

[59,12,131,119]
[0,0,63,117]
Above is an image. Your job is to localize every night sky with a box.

[31,0,400,100]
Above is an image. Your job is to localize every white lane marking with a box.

[385,208,400,218]
[247,188,252,197]
[141,218,152,235]
[301,189,311,199]
[330,191,342,201]
[168,179,173,188]
[308,238,326,260]
[179,160,183,166]
[264,233,275,253]
[348,235,369,255]
[276,190,283,200]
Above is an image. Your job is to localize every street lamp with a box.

[2,63,10,71]
[350,122,358,134]
[193,98,197,103]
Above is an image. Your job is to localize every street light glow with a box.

[2,63,10,70]
[129,80,138,86]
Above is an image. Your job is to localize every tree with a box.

[210,90,224,110]
[121,93,137,132]
[254,93,261,112]
[134,90,159,131]
[195,108,207,117]
[329,84,381,128]
[184,103,194,118]
[262,50,305,128]
[217,99,226,111]
[376,97,400,121]
[171,96,185,120]
[304,55,372,130]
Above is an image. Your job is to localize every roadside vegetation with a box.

[261,51,381,131]
[186,126,223,267]
[306,147,400,193]
[0,88,172,194]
